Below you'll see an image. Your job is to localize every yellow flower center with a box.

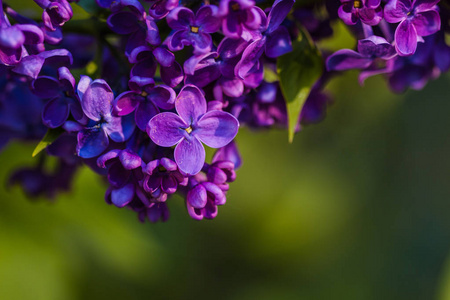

[141,91,148,97]
[353,0,362,8]
[231,3,240,11]
[190,26,199,33]
[185,126,193,134]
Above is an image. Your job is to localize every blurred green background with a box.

[3,1,450,299]
[2,71,450,300]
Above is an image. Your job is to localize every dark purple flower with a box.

[327,35,397,71]
[206,160,236,191]
[129,46,184,88]
[138,202,170,223]
[32,67,85,128]
[338,0,383,26]
[218,0,263,39]
[0,12,44,66]
[9,159,78,199]
[231,81,287,128]
[384,0,441,56]
[107,0,161,59]
[148,85,239,175]
[98,148,144,207]
[114,78,176,131]
[12,49,73,79]
[386,34,438,92]
[184,38,261,98]
[212,141,242,169]
[76,76,135,158]
[0,73,46,148]
[143,157,188,202]
[186,179,226,220]
[166,5,221,54]
[145,0,179,20]
[34,0,73,31]
[235,0,294,79]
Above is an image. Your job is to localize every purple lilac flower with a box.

[129,46,184,88]
[137,202,170,223]
[12,49,73,79]
[143,157,188,202]
[32,67,85,128]
[148,85,239,175]
[98,149,144,207]
[327,36,397,71]
[338,0,383,26]
[145,0,179,20]
[166,5,221,54]
[184,38,262,98]
[212,141,242,169]
[9,160,77,199]
[33,0,73,31]
[0,9,44,66]
[206,160,236,191]
[231,81,287,128]
[76,76,135,158]
[186,175,226,220]
[0,73,46,149]
[218,0,263,39]
[235,0,294,79]
[114,78,176,131]
[107,0,161,59]
[386,34,438,92]
[384,0,441,56]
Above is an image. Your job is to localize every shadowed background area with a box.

[1,70,450,299]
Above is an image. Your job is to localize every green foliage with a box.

[32,127,65,157]
[277,28,323,143]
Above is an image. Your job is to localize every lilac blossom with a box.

[129,46,184,88]
[76,76,135,158]
[184,38,262,98]
[0,10,44,66]
[327,36,397,71]
[166,5,221,54]
[143,157,188,202]
[32,67,84,128]
[12,49,73,79]
[107,0,161,58]
[186,174,227,220]
[384,0,441,56]
[148,85,239,175]
[235,0,294,79]
[98,149,144,208]
[33,0,73,31]
[218,0,263,39]
[338,0,383,26]
[114,78,176,131]
[145,0,179,20]
[137,202,170,223]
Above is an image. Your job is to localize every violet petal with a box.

[174,137,205,175]
[148,112,186,147]
[196,110,239,148]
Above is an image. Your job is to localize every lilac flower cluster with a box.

[328,0,449,92]
[0,0,448,223]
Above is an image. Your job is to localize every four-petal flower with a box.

[148,85,239,175]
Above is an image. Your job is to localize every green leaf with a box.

[32,128,65,157]
[277,29,323,143]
